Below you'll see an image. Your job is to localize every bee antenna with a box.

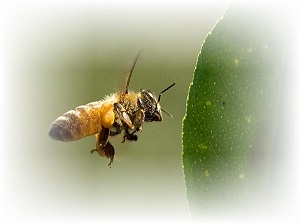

[157,82,176,103]
[125,51,142,94]
[161,107,173,118]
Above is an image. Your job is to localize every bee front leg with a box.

[109,127,122,136]
[91,127,115,166]
[121,109,144,143]
[121,129,138,143]
[114,103,135,130]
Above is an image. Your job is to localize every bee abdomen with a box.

[49,102,102,141]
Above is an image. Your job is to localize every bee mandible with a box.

[48,53,175,166]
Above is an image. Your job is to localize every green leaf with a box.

[182,5,284,219]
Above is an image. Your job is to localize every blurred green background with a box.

[1,1,229,223]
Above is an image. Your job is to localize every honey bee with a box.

[48,53,175,166]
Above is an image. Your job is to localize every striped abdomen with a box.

[48,101,103,141]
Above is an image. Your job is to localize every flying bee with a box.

[48,53,175,166]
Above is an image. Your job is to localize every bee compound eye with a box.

[144,91,154,99]
[137,98,143,108]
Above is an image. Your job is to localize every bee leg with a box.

[123,133,138,142]
[91,128,108,156]
[121,129,138,143]
[121,109,144,143]
[91,127,115,166]
[109,128,122,136]
[114,103,135,130]
[133,109,145,132]
[104,141,115,167]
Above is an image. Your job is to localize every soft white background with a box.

[1,0,299,223]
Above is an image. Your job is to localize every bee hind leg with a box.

[91,127,115,166]
[105,141,115,166]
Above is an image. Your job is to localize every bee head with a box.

[138,90,162,122]
[138,82,176,122]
